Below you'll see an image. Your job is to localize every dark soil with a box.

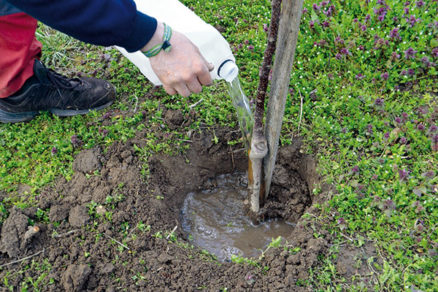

[0,128,337,291]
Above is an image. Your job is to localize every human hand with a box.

[141,22,214,97]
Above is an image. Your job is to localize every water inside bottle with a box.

[227,77,254,146]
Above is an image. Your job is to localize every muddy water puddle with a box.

[181,172,294,261]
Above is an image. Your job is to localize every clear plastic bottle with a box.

[116,0,238,84]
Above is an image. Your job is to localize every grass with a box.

[0,0,437,290]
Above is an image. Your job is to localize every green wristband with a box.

[143,23,173,58]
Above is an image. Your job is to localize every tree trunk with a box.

[264,0,304,198]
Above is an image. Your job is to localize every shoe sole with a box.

[0,101,113,123]
[0,110,38,123]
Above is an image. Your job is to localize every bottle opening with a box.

[218,60,239,83]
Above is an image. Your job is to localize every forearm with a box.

[6,0,157,52]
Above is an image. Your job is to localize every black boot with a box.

[0,59,115,123]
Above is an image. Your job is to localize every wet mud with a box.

[181,172,297,261]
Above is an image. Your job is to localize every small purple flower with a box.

[391,52,400,60]
[408,15,420,27]
[400,137,407,144]
[312,3,321,12]
[377,0,386,4]
[102,112,111,119]
[378,14,385,22]
[356,73,365,80]
[359,45,365,51]
[352,165,360,173]
[399,169,409,180]
[417,124,425,131]
[389,28,401,40]
[424,171,435,178]
[322,20,330,27]
[429,125,437,133]
[375,98,384,106]
[321,1,329,7]
[263,23,268,32]
[415,220,424,232]
[353,18,358,23]
[338,217,346,225]
[51,147,57,155]
[416,107,428,116]
[384,132,390,139]
[323,5,335,17]
[393,16,399,22]
[71,135,81,147]
[302,8,308,14]
[374,7,387,16]
[340,48,350,55]
[400,69,408,76]
[309,20,315,29]
[365,14,371,22]
[404,7,410,14]
[367,124,373,134]
[383,199,396,212]
[395,117,402,123]
[374,38,386,49]
[433,134,438,143]
[319,39,328,46]
[361,24,367,31]
[102,129,109,137]
[335,36,344,44]
[416,0,425,7]
[380,72,389,80]
[432,47,438,58]
[404,1,410,6]
[408,68,415,76]
[335,53,342,60]
[421,56,431,67]
[248,45,254,51]
[404,47,417,59]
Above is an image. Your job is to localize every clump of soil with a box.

[0,128,330,291]
[0,208,29,258]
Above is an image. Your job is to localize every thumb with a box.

[207,62,215,72]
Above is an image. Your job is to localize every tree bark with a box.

[248,0,282,214]
[264,0,304,198]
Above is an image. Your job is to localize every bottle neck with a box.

[218,60,239,82]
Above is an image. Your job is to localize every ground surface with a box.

[0,130,333,291]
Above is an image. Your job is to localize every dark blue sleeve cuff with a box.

[120,11,157,53]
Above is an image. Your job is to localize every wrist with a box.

[141,22,165,52]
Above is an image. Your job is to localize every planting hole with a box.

[149,135,314,262]
[181,172,297,261]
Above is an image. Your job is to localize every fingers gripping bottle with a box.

[116,0,239,84]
